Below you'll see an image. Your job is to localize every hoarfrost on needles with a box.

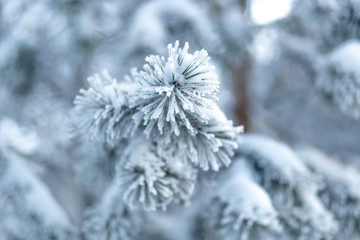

[73,41,241,211]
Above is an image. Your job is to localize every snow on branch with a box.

[0,119,73,240]
[208,159,281,240]
[317,40,360,120]
[235,134,338,239]
[297,147,360,238]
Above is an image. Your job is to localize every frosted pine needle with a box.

[129,41,219,136]
[117,138,196,211]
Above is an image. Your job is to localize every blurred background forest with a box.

[1,0,360,239]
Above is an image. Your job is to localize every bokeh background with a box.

[1,0,360,236]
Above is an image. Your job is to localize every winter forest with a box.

[1,0,360,239]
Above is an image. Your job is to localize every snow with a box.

[2,151,71,228]
[0,118,38,156]
[236,134,311,185]
[208,159,281,239]
[316,39,360,119]
[329,39,360,80]
[218,159,280,230]
[297,146,360,200]
[294,180,338,238]
[0,119,71,233]
[234,135,339,238]
[296,147,360,238]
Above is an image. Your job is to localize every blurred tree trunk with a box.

[232,0,251,129]
[231,61,249,129]
[206,0,251,129]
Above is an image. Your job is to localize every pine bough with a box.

[317,39,360,120]
[74,41,242,212]
[73,42,360,240]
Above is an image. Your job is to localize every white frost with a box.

[218,159,281,231]
[329,40,360,80]
[236,134,311,185]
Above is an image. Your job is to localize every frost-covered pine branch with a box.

[73,41,242,211]
[297,147,360,239]
[73,71,137,144]
[129,41,219,138]
[207,158,281,240]
[235,134,338,239]
[117,137,197,211]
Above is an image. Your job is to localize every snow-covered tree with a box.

[72,41,359,240]
[1,0,360,239]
